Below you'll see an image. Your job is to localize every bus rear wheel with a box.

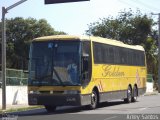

[132,86,138,102]
[89,90,98,109]
[45,105,56,112]
[124,86,132,103]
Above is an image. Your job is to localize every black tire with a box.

[124,86,132,103]
[89,90,98,109]
[132,86,138,102]
[45,105,56,112]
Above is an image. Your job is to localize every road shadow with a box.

[0,100,138,117]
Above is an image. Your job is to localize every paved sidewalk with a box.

[144,91,158,96]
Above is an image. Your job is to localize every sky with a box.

[0,0,160,35]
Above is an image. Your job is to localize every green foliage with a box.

[86,9,158,81]
[0,17,66,69]
[142,37,158,82]
[147,74,153,83]
[87,9,155,45]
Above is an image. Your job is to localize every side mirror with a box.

[82,53,89,72]
[81,53,89,85]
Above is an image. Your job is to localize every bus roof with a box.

[34,35,144,51]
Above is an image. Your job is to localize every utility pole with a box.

[1,0,28,110]
[152,13,160,93]
[158,13,160,93]
[1,6,7,111]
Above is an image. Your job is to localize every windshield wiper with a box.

[52,68,66,87]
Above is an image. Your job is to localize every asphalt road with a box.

[1,93,160,120]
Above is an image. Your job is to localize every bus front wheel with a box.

[89,90,98,109]
[45,105,56,112]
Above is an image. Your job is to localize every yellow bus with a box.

[28,35,147,112]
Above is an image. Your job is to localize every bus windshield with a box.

[28,41,81,86]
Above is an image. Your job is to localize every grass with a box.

[0,106,44,114]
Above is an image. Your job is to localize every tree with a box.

[0,17,66,69]
[87,9,155,45]
[142,37,158,87]
[86,9,158,81]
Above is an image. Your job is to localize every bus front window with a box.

[28,41,80,86]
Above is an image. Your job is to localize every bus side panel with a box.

[81,64,147,103]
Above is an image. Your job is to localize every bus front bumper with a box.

[28,93,91,106]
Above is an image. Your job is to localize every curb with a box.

[144,91,158,96]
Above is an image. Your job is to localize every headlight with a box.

[64,90,80,94]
